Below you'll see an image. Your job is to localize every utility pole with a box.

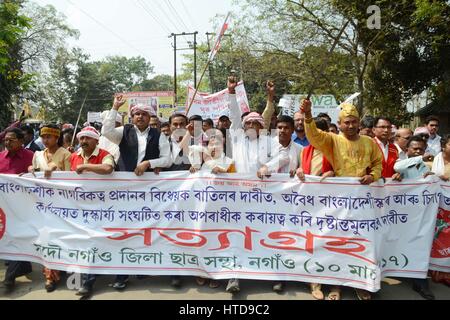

[169,32,199,104]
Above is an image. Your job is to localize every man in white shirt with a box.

[101,95,172,291]
[98,111,122,163]
[258,115,301,177]
[228,77,271,174]
[226,77,282,294]
[425,115,442,156]
[102,95,172,176]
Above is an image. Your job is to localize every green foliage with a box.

[138,74,174,92]
[220,0,450,124]
[0,0,31,129]
[38,47,157,124]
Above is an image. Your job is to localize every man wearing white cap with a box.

[70,126,115,175]
[101,95,172,290]
[102,95,172,176]
[69,126,115,297]
[226,76,272,294]
[228,76,271,174]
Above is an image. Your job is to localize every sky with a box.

[33,0,233,75]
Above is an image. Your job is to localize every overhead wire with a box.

[65,0,149,58]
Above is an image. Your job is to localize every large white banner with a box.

[429,183,450,273]
[0,172,448,292]
[186,82,250,122]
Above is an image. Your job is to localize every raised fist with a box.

[266,81,275,99]
[227,76,238,94]
[300,99,312,114]
[113,94,127,110]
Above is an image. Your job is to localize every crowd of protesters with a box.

[0,76,449,299]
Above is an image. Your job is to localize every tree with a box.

[138,74,173,92]
[229,0,450,123]
[100,56,154,93]
[0,0,30,129]
[20,2,79,73]
[38,46,157,124]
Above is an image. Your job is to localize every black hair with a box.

[6,128,25,140]
[203,118,214,127]
[407,135,427,148]
[360,116,375,129]
[19,125,34,136]
[425,115,440,126]
[329,123,338,131]
[276,115,295,128]
[441,134,450,149]
[314,117,330,131]
[169,113,188,125]
[189,115,203,122]
[61,128,75,136]
[373,116,392,127]
[160,122,170,129]
[317,113,331,122]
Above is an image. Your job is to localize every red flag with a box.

[209,12,231,62]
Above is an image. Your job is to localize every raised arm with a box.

[228,76,242,130]
[101,95,126,145]
[301,99,333,155]
[262,81,276,130]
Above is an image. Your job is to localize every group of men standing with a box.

[0,75,448,299]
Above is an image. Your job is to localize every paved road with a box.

[0,263,448,300]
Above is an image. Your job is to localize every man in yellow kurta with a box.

[301,100,382,184]
[301,99,383,300]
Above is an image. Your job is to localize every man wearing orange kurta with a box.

[301,99,383,300]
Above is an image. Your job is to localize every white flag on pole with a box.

[209,12,231,62]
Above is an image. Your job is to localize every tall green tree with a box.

[39,47,156,124]
[139,74,174,92]
[0,0,30,129]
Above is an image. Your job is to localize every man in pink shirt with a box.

[0,128,34,293]
[0,128,34,174]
